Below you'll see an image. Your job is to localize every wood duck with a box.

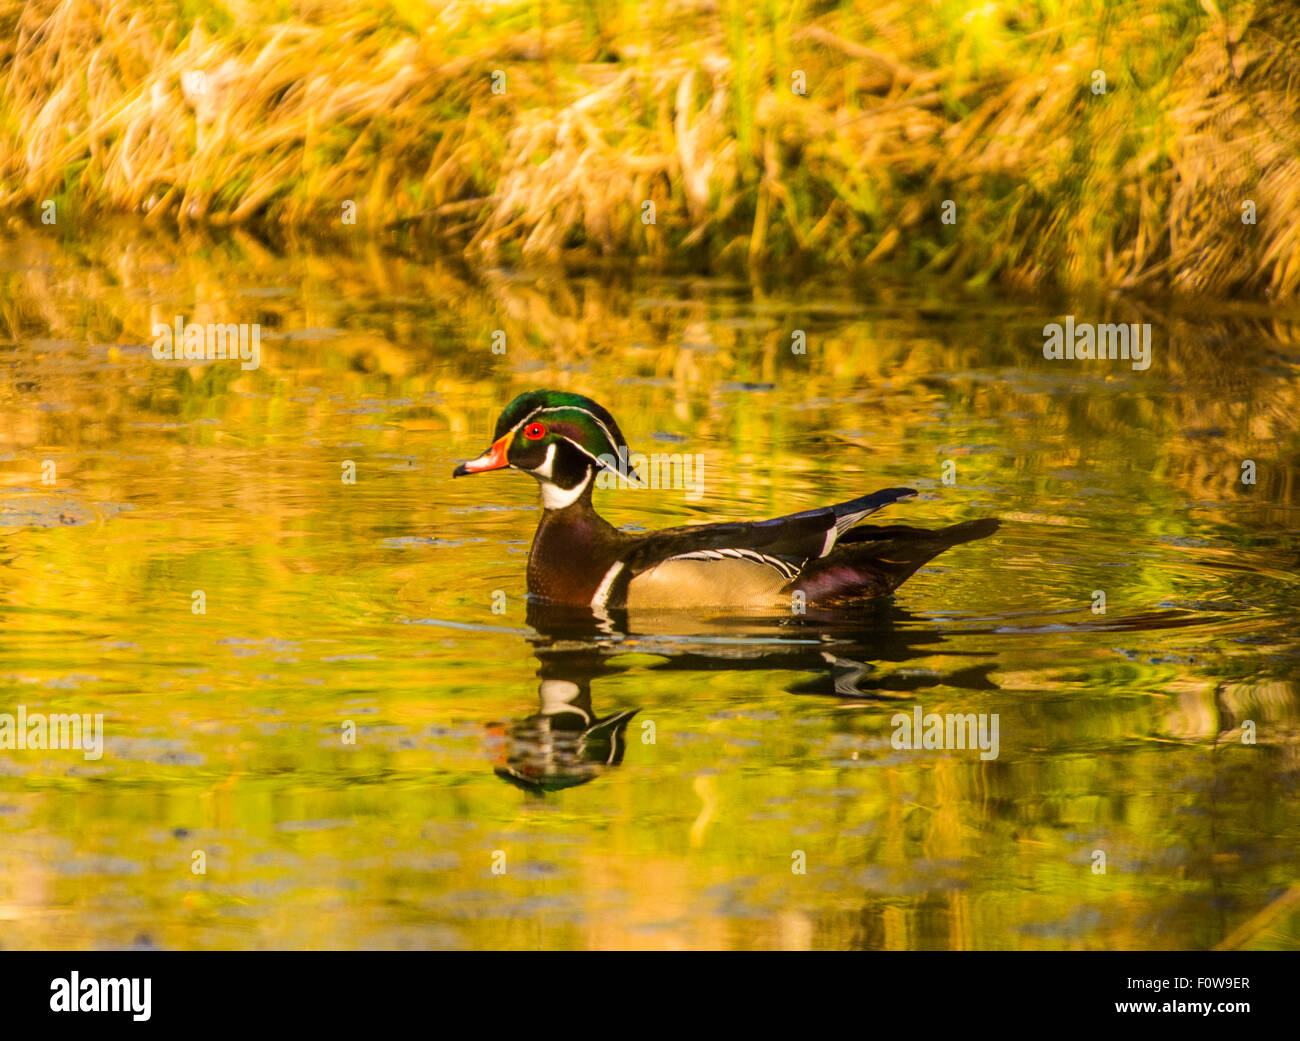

[453,390,998,612]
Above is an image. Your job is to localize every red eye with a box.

[523,423,546,441]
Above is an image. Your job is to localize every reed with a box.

[1,0,1297,298]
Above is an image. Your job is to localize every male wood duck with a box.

[453,390,998,611]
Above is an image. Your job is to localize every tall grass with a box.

[1,0,1298,298]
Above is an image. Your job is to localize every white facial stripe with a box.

[491,405,548,448]
[534,442,557,478]
[527,437,602,490]
[554,434,623,474]
[504,403,622,470]
[531,405,621,454]
[496,402,620,509]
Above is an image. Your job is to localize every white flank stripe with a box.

[590,561,626,609]
[673,547,801,580]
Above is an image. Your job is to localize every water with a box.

[1,225,1298,950]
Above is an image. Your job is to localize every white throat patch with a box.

[539,465,592,510]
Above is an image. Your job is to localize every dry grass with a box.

[1,0,1298,298]
[0,0,510,226]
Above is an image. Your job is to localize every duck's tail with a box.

[791,518,1000,604]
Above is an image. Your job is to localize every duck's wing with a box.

[627,487,916,566]
[600,487,916,608]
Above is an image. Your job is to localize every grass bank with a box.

[1,0,1298,298]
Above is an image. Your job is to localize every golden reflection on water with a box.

[1,225,1298,950]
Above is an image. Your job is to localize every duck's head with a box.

[453,390,639,509]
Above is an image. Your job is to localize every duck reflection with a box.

[490,600,1000,792]
[490,660,639,794]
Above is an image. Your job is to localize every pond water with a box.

[1,225,1297,950]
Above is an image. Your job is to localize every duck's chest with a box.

[526,513,624,606]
